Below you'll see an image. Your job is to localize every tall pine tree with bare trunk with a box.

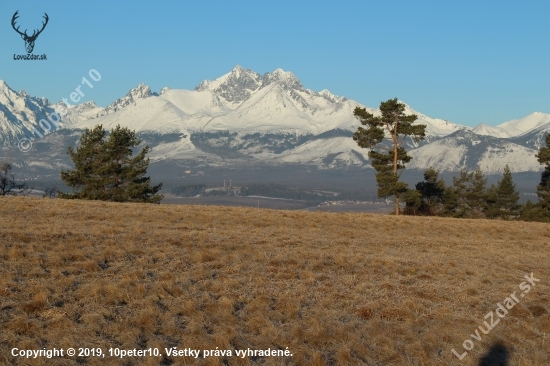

[353,98,426,215]
[535,133,550,219]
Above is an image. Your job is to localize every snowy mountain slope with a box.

[505,123,550,150]
[497,112,550,137]
[472,112,550,139]
[0,80,60,146]
[64,66,469,140]
[401,104,470,138]
[61,68,369,139]
[471,124,512,138]
[159,89,230,117]
[269,136,371,168]
[469,113,550,151]
[407,130,540,173]
[53,101,103,126]
[72,93,191,135]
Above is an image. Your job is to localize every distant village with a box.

[317,199,391,207]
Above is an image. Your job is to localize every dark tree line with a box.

[403,165,524,220]
[402,134,550,222]
[171,184,206,197]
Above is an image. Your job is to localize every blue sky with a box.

[1,0,549,127]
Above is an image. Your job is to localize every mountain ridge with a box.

[0,67,548,175]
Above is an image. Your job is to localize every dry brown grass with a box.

[0,196,549,366]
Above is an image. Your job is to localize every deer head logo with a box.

[11,11,49,54]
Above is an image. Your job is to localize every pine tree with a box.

[59,125,108,200]
[415,167,446,215]
[59,125,163,203]
[485,184,500,218]
[451,169,472,217]
[495,165,520,219]
[467,168,488,217]
[442,186,458,216]
[402,189,422,215]
[449,168,487,218]
[520,200,539,221]
[535,133,550,219]
[353,98,426,215]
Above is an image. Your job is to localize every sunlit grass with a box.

[1,196,549,365]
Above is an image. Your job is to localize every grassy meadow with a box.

[1,196,549,365]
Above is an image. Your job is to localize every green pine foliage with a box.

[451,169,473,217]
[535,133,550,219]
[447,168,488,218]
[418,166,521,220]
[468,168,489,216]
[402,188,422,215]
[520,200,540,221]
[404,167,447,216]
[353,98,426,215]
[442,186,458,216]
[495,165,521,219]
[485,184,500,219]
[59,125,163,203]
[415,167,446,215]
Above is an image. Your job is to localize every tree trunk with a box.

[393,115,399,215]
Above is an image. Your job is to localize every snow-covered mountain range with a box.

[0,80,60,144]
[1,65,549,175]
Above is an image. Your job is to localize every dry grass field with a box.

[1,197,549,366]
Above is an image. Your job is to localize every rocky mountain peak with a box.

[103,83,153,114]
[128,83,153,99]
[195,65,263,103]
[262,68,304,91]
[319,89,343,103]
[0,81,17,101]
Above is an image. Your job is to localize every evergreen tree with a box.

[59,125,163,203]
[353,98,426,215]
[59,125,108,200]
[451,169,473,217]
[467,168,488,217]
[495,165,521,219]
[402,189,422,215]
[485,184,500,218]
[520,200,540,221]
[448,168,487,218]
[442,186,458,216]
[535,133,550,219]
[415,167,446,215]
